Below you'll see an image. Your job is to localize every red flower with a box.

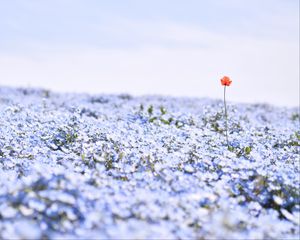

[220,76,232,86]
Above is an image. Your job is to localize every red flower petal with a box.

[220,76,232,86]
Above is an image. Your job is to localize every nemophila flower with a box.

[220,76,232,148]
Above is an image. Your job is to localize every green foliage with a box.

[160,106,167,115]
[202,112,223,133]
[114,176,129,181]
[211,122,222,133]
[288,141,300,147]
[54,127,78,146]
[231,174,300,221]
[295,132,300,141]
[244,146,252,155]
[65,131,78,144]
[139,104,144,111]
[147,105,153,115]
[160,118,171,125]
[175,120,184,128]
[105,158,113,170]
[228,145,252,157]
[42,90,50,98]
[236,146,252,157]
[227,146,235,152]
[139,104,181,127]
[273,132,300,148]
[149,117,157,123]
[48,116,80,152]
[291,113,300,121]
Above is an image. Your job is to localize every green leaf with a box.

[245,146,252,155]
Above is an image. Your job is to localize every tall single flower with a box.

[221,76,232,86]
[220,76,232,147]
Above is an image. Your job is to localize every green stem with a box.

[223,86,229,147]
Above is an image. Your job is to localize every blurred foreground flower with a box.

[220,76,232,147]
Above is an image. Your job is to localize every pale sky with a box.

[0,0,299,107]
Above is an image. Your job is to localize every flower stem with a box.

[223,86,229,147]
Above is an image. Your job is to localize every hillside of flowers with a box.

[0,86,299,239]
